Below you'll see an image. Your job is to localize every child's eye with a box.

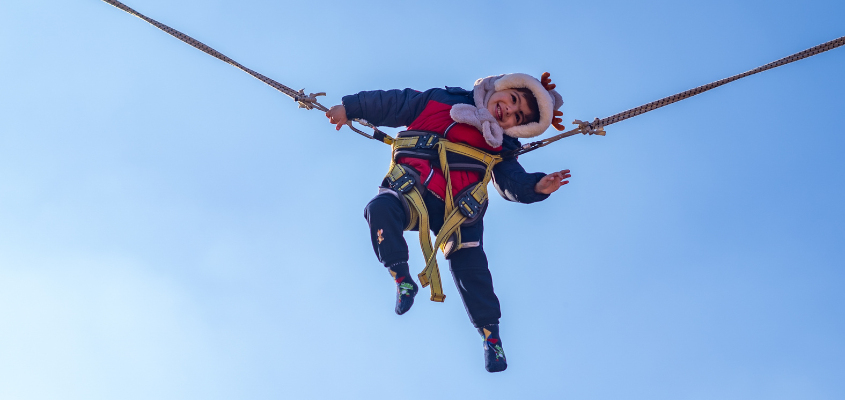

[511,94,517,102]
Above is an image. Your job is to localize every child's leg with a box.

[448,246,502,328]
[364,192,418,314]
[447,223,507,372]
[420,196,501,326]
[446,221,501,328]
[363,193,410,265]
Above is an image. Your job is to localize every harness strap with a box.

[440,141,501,165]
[439,141,455,226]
[393,135,438,150]
[385,162,444,301]
[387,135,502,302]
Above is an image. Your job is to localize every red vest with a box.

[398,100,502,199]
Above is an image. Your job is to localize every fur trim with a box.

[493,73,564,139]
[450,104,503,147]
[450,73,564,145]
[449,75,505,147]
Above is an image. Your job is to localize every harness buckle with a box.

[457,193,483,218]
[414,134,438,149]
[388,172,416,194]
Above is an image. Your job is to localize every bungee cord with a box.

[100,0,844,156]
[100,0,389,142]
[508,35,845,157]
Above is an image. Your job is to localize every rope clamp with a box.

[294,89,326,110]
[573,118,607,136]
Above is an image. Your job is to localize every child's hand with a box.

[534,169,571,195]
[325,105,348,131]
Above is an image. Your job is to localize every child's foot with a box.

[387,262,418,315]
[478,324,507,373]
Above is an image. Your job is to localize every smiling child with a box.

[326,73,570,372]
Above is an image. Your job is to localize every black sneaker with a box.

[478,324,507,372]
[387,262,418,315]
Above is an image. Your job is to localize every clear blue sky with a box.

[1,0,844,398]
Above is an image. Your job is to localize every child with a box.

[326,73,571,373]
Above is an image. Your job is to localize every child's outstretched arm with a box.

[492,137,571,203]
[326,88,442,129]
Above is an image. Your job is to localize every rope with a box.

[100,0,388,141]
[510,35,845,157]
[101,0,842,155]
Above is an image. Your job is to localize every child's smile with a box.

[487,89,534,130]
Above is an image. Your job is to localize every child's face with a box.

[486,89,534,129]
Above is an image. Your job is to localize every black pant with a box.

[364,192,501,328]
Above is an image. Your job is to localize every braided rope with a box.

[102,0,842,154]
[101,0,395,141]
[511,35,845,156]
[598,36,845,127]
[101,0,327,111]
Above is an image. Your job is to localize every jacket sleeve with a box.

[342,88,440,128]
[491,136,550,204]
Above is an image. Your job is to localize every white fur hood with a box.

[449,73,564,147]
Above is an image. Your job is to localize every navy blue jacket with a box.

[343,87,549,204]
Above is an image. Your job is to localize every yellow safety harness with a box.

[383,129,502,302]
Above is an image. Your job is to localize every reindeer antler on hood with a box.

[540,72,556,91]
[541,72,565,131]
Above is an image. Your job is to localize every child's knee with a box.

[364,193,404,221]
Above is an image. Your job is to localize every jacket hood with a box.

[449,73,564,147]
[492,73,564,139]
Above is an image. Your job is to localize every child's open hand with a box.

[325,105,348,131]
[534,169,571,195]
